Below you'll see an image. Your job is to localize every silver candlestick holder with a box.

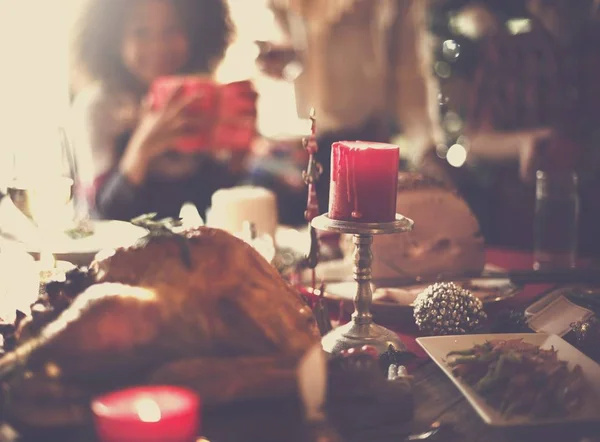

[311,213,414,354]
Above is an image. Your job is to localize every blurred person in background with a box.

[253,0,439,223]
[420,0,507,237]
[420,0,600,258]
[70,0,256,221]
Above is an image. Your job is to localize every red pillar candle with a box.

[92,386,201,442]
[328,141,399,222]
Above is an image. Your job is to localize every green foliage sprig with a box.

[131,213,192,269]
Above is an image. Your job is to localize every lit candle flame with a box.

[135,397,162,423]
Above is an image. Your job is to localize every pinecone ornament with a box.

[413,282,487,335]
[571,316,600,362]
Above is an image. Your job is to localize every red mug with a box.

[150,77,257,152]
[218,81,257,119]
[212,120,257,151]
[150,76,219,152]
[215,80,258,150]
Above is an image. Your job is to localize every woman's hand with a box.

[119,85,208,184]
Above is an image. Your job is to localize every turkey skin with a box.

[0,227,320,428]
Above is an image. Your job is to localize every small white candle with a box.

[207,186,278,240]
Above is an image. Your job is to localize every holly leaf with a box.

[131,213,192,270]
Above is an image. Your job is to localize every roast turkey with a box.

[0,227,320,428]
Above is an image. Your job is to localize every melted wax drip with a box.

[349,149,361,220]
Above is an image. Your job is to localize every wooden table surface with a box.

[397,362,600,442]
[3,359,599,442]
[206,359,600,442]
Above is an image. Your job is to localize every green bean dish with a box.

[447,339,587,418]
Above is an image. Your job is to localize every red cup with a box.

[215,80,257,150]
[218,80,257,119]
[150,77,257,152]
[150,76,219,152]
[213,120,257,151]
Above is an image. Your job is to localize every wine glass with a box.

[254,40,304,82]
[5,126,83,234]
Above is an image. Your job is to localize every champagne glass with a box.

[255,40,303,82]
[6,126,80,234]
[58,126,93,235]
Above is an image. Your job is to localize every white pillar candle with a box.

[207,186,278,240]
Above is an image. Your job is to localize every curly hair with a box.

[72,0,233,91]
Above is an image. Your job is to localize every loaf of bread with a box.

[370,173,485,280]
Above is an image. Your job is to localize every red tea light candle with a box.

[328,141,399,222]
[92,386,201,442]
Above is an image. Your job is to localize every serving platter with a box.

[417,333,600,426]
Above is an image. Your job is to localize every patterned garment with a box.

[468,21,600,170]
[93,132,240,221]
[460,21,600,255]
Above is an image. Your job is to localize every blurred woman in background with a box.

[70,0,256,221]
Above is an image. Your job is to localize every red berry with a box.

[340,347,356,358]
[360,345,379,358]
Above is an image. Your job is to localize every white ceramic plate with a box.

[0,220,147,265]
[417,333,600,426]
[375,278,519,306]
[324,281,384,302]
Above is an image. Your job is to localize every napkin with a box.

[0,197,42,246]
[0,247,39,321]
[297,343,327,423]
[527,295,594,337]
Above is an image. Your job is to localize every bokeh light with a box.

[442,40,461,61]
[447,144,467,168]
